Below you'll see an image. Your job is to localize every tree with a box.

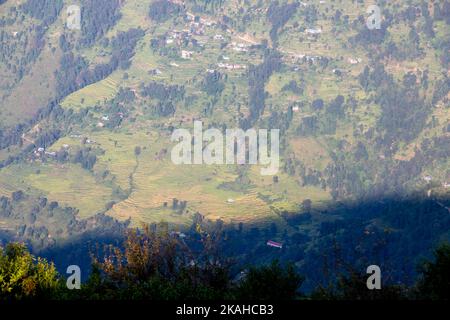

[312,99,324,111]
[202,71,225,96]
[148,0,182,22]
[134,146,141,157]
[81,224,231,300]
[235,261,303,300]
[0,243,60,300]
[311,272,408,300]
[416,243,450,300]
[302,199,312,213]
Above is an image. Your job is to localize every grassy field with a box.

[45,119,333,226]
[0,162,114,218]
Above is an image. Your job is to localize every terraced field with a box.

[0,0,448,231]
[0,162,114,218]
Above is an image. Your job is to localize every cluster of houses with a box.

[31,143,70,160]
[189,20,207,36]
[185,12,217,35]
[164,27,205,53]
[33,147,55,159]
[283,50,362,70]
[165,30,191,46]
[162,9,225,48]
[285,52,323,65]
[157,10,258,71]
[164,25,222,60]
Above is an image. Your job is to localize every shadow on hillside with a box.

[15,194,450,289]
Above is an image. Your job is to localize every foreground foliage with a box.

[0,243,60,300]
[0,226,448,300]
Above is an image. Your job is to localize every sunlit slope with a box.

[0,0,448,228]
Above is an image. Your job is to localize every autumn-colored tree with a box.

[80,223,231,299]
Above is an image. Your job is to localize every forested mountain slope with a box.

[0,0,449,288]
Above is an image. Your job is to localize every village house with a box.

[166,30,192,46]
[302,55,321,63]
[231,42,250,52]
[267,240,283,249]
[181,50,194,59]
[189,21,205,36]
[333,68,344,76]
[149,68,162,75]
[217,63,246,70]
[305,28,322,35]
[170,231,187,238]
[348,57,362,65]
[168,0,185,5]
